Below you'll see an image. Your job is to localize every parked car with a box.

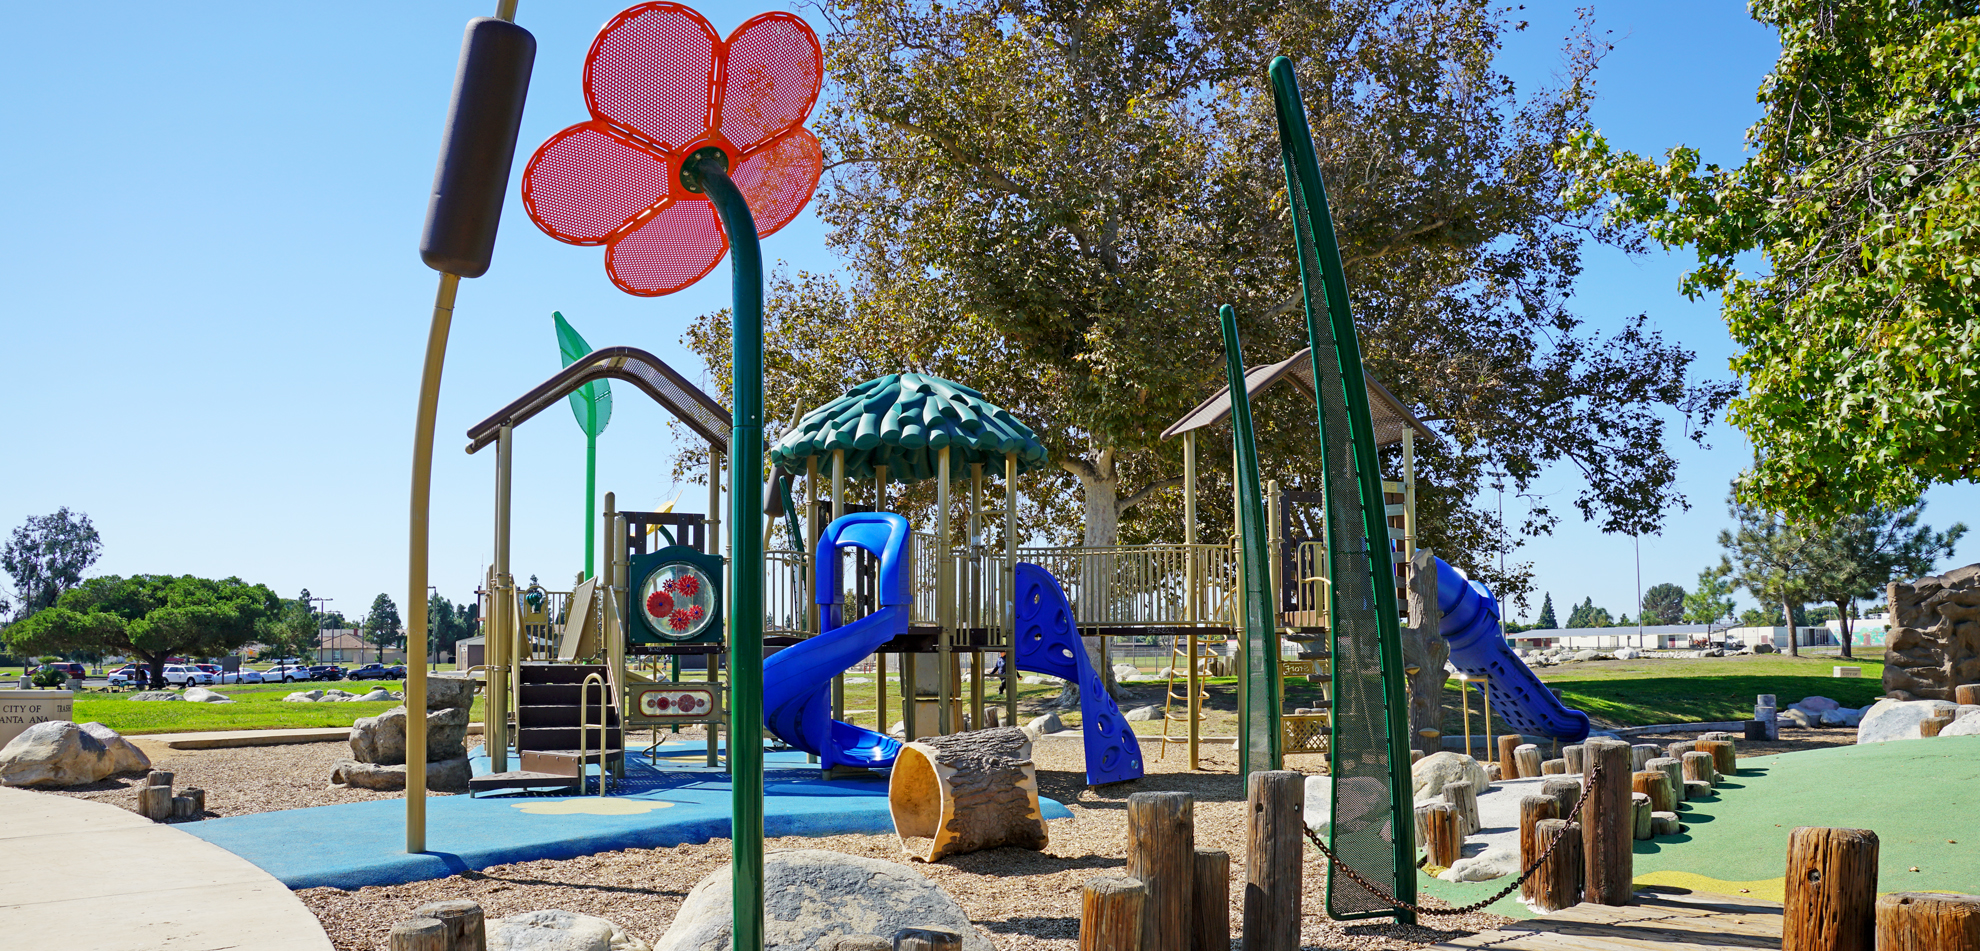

[347,664,395,681]
[218,667,263,684]
[161,664,217,687]
[308,664,346,682]
[35,662,87,681]
[262,664,314,683]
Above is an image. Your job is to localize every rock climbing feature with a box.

[1884,563,1980,701]
[889,727,1049,862]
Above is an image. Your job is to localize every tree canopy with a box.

[1682,566,1737,629]
[1562,0,1980,518]
[1535,593,1557,629]
[2,508,102,622]
[677,0,1735,608]
[1565,597,1613,628]
[362,593,401,663]
[1640,582,1686,625]
[1799,501,1964,656]
[3,574,277,685]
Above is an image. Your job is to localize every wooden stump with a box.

[1682,750,1717,788]
[1518,795,1557,903]
[144,769,174,789]
[1127,792,1193,951]
[1190,849,1229,951]
[1581,738,1634,906]
[1651,811,1681,836]
[890,727,1049,861]
[1541,758,1566,775]
[1081,876,1146,951]
[390,918,446,951]
[412,900,484,951]
[1483,762,1502,783]
[1630,744,1660,771]
[1540,778,1581,821]
[1514,744,1543,779]
[1784,827,1879,951]
[1410,749,1424,764]
[1956,684,1980,706]
[1921,713,1955,737]
[1632,792,1652,841]
[1413,802,1439,848]
[1244,771,1303,951]
[1632,769,1676,814]
[1421,802,1462,868]
[1442,780,1481,835]
[896,929,963,951]
[171,795,196,819]
[1498,734,1522,777]
[136,784,172,822]
[181,787,204,816]
[1684,780,1713,800]
[1532,818,1583,913]
[1648,757,1683,803]
[1876,892,1980,951]
[1563,744,1585,772]
[1665,740,1697,760]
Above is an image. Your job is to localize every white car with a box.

[262,664,313,683]
[161,664,217,687]
[219,667,263,684]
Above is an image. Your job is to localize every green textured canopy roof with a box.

[770,373,1049,484]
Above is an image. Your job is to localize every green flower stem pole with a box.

[688,149,765,951]
[1219,304,1280,779]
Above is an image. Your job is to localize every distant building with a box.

[1511,624,1719,651]
[316,629,406,664]
[1824,615,1888,649]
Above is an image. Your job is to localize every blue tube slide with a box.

[1436,557,1590,742]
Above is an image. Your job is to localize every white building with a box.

[1511,624,1719,651]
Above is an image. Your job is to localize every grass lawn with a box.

[72,680,487,735]
[1537,651,1886,726]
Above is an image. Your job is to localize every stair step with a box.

[518,704,621,728]
[521,749,624,775]
[467,770,582,796]
[519,663,611,685]
[519,683,617,706]
[517,726,622,751]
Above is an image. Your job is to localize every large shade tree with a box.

[680,0,1735,607]
[1,508,102,622]
[4,575,278,687]
[1800,503,1965,657]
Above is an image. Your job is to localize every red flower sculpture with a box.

[521,3,823,296]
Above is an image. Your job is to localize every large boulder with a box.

[0,721,148,787]
[1795,696,1841,713]
[488,910,649,951]
[284,690,324,703]
[183,687,233,704]
[426,673,477,711]
[1439,846,1520,882]
[1614,648,1641,660]
[1411,751,1489,801]
[1941,710,1980,737]
[653,849,993,951]
[127,691,182,702]
[1125,704,1162,722]
[1819,706,1864,728]
[330,755,472,792]
[354,688,394,702]
[1856,697,1960,743]
[1024,712,1065,736]
[349,705,471,765]
[77,722,151,776]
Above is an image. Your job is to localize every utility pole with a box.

[1633,535,1643,649]
[309,597,333,665]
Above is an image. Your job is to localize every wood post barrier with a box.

[1665,740,1696,760]
[390,917,446,951]
[1956,684,1980,706]
[1191,849,1230,951]
[1244,771,1303,951]
[1921,712,1955,737]
[1443,779,1481,835]
[1514,744,1543,779]
[1683,750,1717,788]
[137,784,172,822]
[1422,802,1462,868]
[896,928,963,951]
[1632,769,1677,813]
[1648,757,1683,801]
[1533,818,1583,913]
[1413,802,1437,848]
[1876,892,1980,951]
[1699,739,1736,775]
[1630,744,1659,771]
[1784,827,1879,951]
[1127,792,1194,951]
[1541,758,1567,775]
[145,769,174,788]
[1081,876,1147,951]
[1410,749,1424,764]
[412,900,484,951]
[1563,744,1584,772]
[1540,777,1581,821]
[1651,812,1681,836]
[1518,795,1556,903]
[1498,735,1522,777]
[1582,738,1634,905]
[1632,792,1652,841]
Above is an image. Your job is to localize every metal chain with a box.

[1303,759,1606,917]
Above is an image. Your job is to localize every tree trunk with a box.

[1064,451,1126,702]
[1836,599,1853,658]
[1784,593,1800,656]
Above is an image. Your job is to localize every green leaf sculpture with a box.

[554,312,611,577]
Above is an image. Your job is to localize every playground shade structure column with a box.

[1435,558,1591,742]
[1011,564,1143,785]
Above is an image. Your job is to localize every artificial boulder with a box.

[0,721,149,787]
[284,690,324,703]
[1024,712,1064,736]
[1439,845,1520,882]
[330,756,472,792]
[349,706,471,765]
[127,691,182,702]
[1412,750,1489,800]
[653,849,992,951]
[1819,707,1864,728]
[427,672,477,711]
[487,910,649,951]
[1124,704,1161,722]
[355,688,394,702]
[183,687,233,704]
[1940,710,1980,737]
[1856,697,1960,744]
[1884,563,1980,701]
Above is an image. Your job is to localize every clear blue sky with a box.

[0,1,1967,624]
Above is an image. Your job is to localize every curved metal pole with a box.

[689,152,765,951]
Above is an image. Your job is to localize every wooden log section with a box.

[1443,779,1481,835]
[1190,849,1230,951]
[412,900,484,951]
[1632,792,1653,841]
[1666,740,1697,761]
[1514,744,1543,780]
[390,918,447,951]
[1127,792,1193,951]
[889,727,1049,861]
[136,784,172,822]
[1921,713,1955,737]
[1684,780,1713,800]
[1483,762,1502,783]
[180,787,205,816]
[1541,778,1581,822]
[1784,827,1880,951]
[171,795,196,819]
[1410,749,1424,764]
[1081,876,1146,951]
[1698,739,1736,776]
[1682,750,1717,788]
[144,769,174,789]
[1498,734,1523,777]
[1876,892,1980,951]
[1631,744,1660,771]
[1414,802,1439,848]
[1632,769,1677,814]
[1422,802,1463,868]
[1648,757,1683,802]
[1244,771,1303,951]
[1581,738,1634,906]
[1651,811,1681,836]
[1518,795,1557,903]
[1956,684,1980,706]
[896,929,963,951]
[1563,744,1585,773]
[1532,818,1583,913]
[1541,758,1566,775]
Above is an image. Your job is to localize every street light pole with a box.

[310,597,333,666]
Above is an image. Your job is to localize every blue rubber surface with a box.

[1013,563,1144,785]
[181,743,1073,890]
[1435,557,1591,742]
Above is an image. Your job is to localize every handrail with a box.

[578,672,609,797]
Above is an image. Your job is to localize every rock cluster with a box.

[488,909,650,951]
[331,674,476,792]
[1884,562,1980,701]
[1856,697,1961,743]
[285,688,400,703]
[0,721,151,787]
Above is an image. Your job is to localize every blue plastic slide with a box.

[1435,557,1591,742]
[1012,563,1144,785]
[763,512,909,770]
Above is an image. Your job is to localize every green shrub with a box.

[30,665,70,687]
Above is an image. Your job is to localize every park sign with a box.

[0,690,74,750]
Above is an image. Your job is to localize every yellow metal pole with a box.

[1003,452,1018,728]
[403,271,458,854]
[490,422,514,775]
[607,511,627,782]
[1460,673,1471,758]
[1184,430,1200,769]
[969,462,984,730]
[936,445,952,736]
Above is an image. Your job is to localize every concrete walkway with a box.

[0,786,333,951]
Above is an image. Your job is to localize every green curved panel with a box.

[769,372,1049,483]
[553,311,612,436]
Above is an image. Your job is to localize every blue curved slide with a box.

[1435,557,1590,742]
[1012,563,1143,785]
[763,512,909,770]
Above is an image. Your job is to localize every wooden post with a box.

[391,918,447,951]
[1921,712,1955,737]
[1533,818,1583,913]
[1632,792,1653,841]
[145,769,174,789]
[1581,738,1633,905]
[896,929,963,951]
[1498,734,1522,777]
[413,900,484,951]
[1442,779,1481,835]
[1876,892,1980,951]
[1244,771,1303,951]
[1410,749,1424,764]
[1191,850,1230,951]
[1783,827,1879,951]
[1682,750,1717,788]
[1541,777,1581,821]
[1128,792,1194,951]
[1514,744,1543,779]
[1666,740,1697,760]
[171,795,196,819]
[1563,744,1584,772]
[1631,744,1660,771]
[1955,684,1980,706]
[1483,762,1502,783]
[1633,769,1676,814]
[1422,802,1462,867]
[183,787,205,815]
[1081,876,1147,951]
[1699,739,1736,775]
[1651,812,1682,836]
[1518,795,1556,903]
[137,784,172,821]
[1541,758,1566,775]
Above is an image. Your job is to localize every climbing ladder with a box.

[1158,632,1218,762]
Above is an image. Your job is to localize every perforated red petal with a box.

[734,127,822,238]
[717,13,822,154]
[605,200,726,296]
[522,122,674,245]
[585,3,719,151]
